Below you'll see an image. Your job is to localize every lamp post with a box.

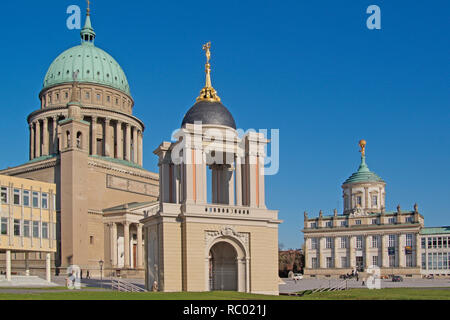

[99,260,104,288]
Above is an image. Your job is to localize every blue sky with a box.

[0,0,448,249]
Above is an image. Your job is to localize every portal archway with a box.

[209,241,238,291]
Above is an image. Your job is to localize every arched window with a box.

[66,131,71,148]
[76,132,82,149]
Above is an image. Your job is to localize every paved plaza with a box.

[279,277,450,294]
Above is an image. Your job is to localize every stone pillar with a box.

[112,223,118,267]
[365,235,371,269]
[116,121,123,159]
[46,253,51,282]
[399,234,406,267]
[124,222,130,268]
[139,131,144,166]
[42,118,49,156]
[104,118,111,157]
[137,131,142,166]
[416,233,421,268]
[52,116,58,154]
[91,117,97,156]
[334,237,340,268]
[228,166,235,205]
[319,237,325,268]
[6,250,11,281]
[382,234,389,268]
[29,123,34,160]
[25,252,30,276]
[125,124,131,161]
[35,121,41,158]
[133,126,138,163]
[349,236,356,269]
[304,238,310,269]
[137,223,143,268]
[235,156,242,206]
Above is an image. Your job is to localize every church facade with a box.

[0,8,159,277]
[142,43,281,295]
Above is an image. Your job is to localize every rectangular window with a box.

[422,253,426,270]
[405,216,414,223]
[372,236,379,248]
[311,257,318,269]
[1,187,8,204]
[356,236,363,249]
[96,94,101,101]
[14,219,20,236]
[341,257,347,268]
[311,238,318,250]
[438,253,443,269]
[33,221,39,238]
[326,237,333,249]
[444,237,448,249]
[388,217,396,224]
[13,189,21,205]
[340,221,347,227]
[389,255,396,267]
[406,254,413,267]
[356,196,362,206]
[326,257,333,268]
[1,218,8,235]
[428,237,432,249]
[443,253,448,270]
[325,221,332,228]
[372,195,378,206]
[310,222,317,229]
[32,192,40,208]
[421,238,426,249]
[23,190,30,207]
[433,253,437,270]
[341,237,347,249]
[406,234,413,247]
[41,193,48,209]
[438,237,442,249]
[355,220,362,225]
[42,222,48,239]
[389,234,396,248]
[428,253,432,270]
[372,218,378,225]
[23,220,30,238]
[372,256,379,267]
[433,237,437,249]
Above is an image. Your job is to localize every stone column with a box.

[6,250,11,281]
[42,118,49,156]
[416,233,421,268]
[304,238,310,269]
[349,236,356,269]
[104,118,111,157]
[29,123,34,160]
[139,131,144,166]
[116,121,123,159]
[91,116,97,156]
[319,237,325,268]
[112,223,118,267]
[133,126,138,163]
[382,234,389,268]
[399,234,406,267]
[137,131,142,166]
[46,253,51,282]
[365,235,371,269]
[123,222,130,268]
[52,116,58,154]
[235,156,242,206]
[228,166,235,205]
[334,237,340,268]
[125,124,131,161]
[137,223,143,268]
[35,121,41,158]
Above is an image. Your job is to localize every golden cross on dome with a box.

[87,0,91,15]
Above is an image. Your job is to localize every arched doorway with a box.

[209,242,238,291]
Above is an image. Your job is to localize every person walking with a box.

[86,270,90,279]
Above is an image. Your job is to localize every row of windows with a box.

[310,234,414,250]
[421,237,450,249]
[311,254,415,268]
[0,217,55,239]
[310,216,415,229]
[0,187,54,209]
[423,252,450,270]
[47,91,129,108]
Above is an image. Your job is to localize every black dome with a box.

[181,100,236,129]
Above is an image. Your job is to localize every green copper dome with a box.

[42,12,130,96]
[343,156,385,185]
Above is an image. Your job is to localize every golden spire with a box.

[197,42,221,102]
[359,139,367,157]
[87,0,91,16]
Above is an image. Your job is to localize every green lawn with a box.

[0,288,448,300]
